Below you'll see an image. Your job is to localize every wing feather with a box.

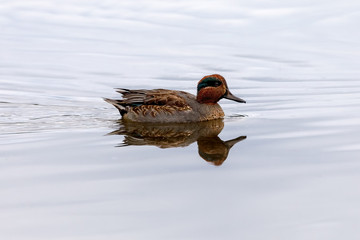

[105,88,192,117]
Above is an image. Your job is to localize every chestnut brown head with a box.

[196,74,246,104]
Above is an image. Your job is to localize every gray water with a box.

[1,0,360,239]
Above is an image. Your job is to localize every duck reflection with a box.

[109,119,246,166]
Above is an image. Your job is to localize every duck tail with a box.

[103,98,127,116]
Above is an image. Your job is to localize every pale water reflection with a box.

[109,119,246,166]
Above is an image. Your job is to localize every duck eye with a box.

[208,80,222,87]
[213,81,221,87]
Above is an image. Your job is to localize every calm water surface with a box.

[1,0,360,239]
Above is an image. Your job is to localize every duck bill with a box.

[224,91,246,103]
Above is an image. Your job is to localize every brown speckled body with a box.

[123,90,224,123]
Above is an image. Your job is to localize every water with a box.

[1,0,360,239]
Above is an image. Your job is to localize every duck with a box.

[104,74,246,123]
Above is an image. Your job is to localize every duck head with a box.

[196,74,246,104]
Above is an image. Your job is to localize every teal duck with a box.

[104,74,246,123]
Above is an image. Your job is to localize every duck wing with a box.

[104,88,191,116]
[116,88,190,107]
